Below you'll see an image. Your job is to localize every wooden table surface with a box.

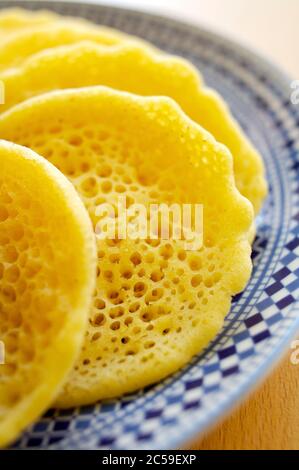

[185,351,299,450]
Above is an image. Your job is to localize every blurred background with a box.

[95,0,298,76]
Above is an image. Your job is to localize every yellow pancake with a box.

[0,41,266,213]
[0,87,253,407]
[0,140,96,445]
[0,7,58,36]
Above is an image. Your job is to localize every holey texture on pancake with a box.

[0,41,266,214]
[0,87,253,407]
[0,140,97,446]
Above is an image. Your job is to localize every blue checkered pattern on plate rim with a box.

[2,0,299,450]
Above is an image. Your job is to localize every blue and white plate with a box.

[2,0,299,451]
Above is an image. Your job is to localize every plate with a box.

[2,0,299,450]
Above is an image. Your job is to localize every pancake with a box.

[0,140,96,445]
[0,87,253,407]
[0,41,266,213]
[0,20,140,72]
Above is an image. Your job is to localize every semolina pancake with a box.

[0,87,253,407]
[0,140,96,445]
[0,19,142,72]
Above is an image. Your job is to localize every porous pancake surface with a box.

[0,41,266,213]
[0,20,140,72]
[0,88,253,406]
[0,140,96,445]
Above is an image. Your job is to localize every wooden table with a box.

[186,352,299,450]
